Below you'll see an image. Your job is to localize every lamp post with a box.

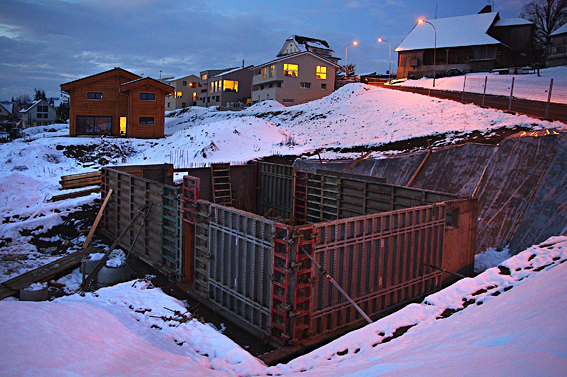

[345,41,358,77]
[418,19,437,88]
[378,38,392,83]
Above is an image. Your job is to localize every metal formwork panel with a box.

[309,204,445,336]
[199,202,275,335]
[101,167,184,281]
[257,162,296,220]
[304,172,340,224]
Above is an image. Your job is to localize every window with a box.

[76,116,111,135]
[140,93,155,101]
[139,117,154,125]
[321,83,327,90]
[120,117,127,136]
[262,67,267,79]
[189,82,196,88]
[175,91,182,98]
[269,65,275,78]
[223,80,238,92]
[167,102,170,108]
[201,73,207,80]
[316,66,327,79]
[300,82,311,89]
[87,92,102,100]
[182,81,187,86]
[193,92,197,101]
[182,103,186,108]
[284,63,298,77]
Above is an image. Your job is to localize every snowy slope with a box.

[1,236,566,376]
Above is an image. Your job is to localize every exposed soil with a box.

[56,140,136,168]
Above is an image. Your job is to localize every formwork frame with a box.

[184,163,469,346]
[101,166,185,281]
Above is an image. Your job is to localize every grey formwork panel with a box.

[309,204,445,336]
[101,167,184,281]
[195,201,275,335]
[257,162,296,220]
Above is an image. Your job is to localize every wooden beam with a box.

[83,189,113,248]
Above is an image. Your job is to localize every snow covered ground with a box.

[1,237,566,376]
[1,81,566,376]
[395,66,567,104]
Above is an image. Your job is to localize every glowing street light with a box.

[345,41,358,77]
[418,19,437,88]
[378,38,392,83]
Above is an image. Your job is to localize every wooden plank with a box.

[49,187,100,202]
[1,246,103,293]
[83,188,113,248]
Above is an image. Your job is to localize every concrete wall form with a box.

[294,133,567,255]
[184,163,475,345]
[101,164,185,281]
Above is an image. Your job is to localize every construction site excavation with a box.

[98,159,477,358]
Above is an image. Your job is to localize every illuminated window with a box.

[120,117,127,135]
[300,82,311,89]
[269,65,274,77]
[139,117,154,125]
[140,93,155,101]
[262,67,267,79]
[201,73,207,80]
[223,80,238,92]
[284,64,298,77]
[87,92,102,100]
[193,92,197,100]
[316,66,327,79]
[175,91,182,98]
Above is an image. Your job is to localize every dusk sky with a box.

[1,0,528,100]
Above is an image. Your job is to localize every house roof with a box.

[0,102,13,113]
[164,74,200,82]
[551,22,567,36]
[255,51,341,69]
[395,12,502,52]
[210,66,254,79]
[20,99,53,113]
[61,67,141,92]
[277,35,334,57]
[493,17,532,27]
[119,76,174,94]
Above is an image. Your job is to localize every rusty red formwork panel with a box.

[182,175,200,225]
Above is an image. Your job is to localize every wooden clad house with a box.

[61,67,173,138]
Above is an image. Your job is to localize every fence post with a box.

[508,77,515,112]
[461,76,467,103]
[545,78,554,120]
[481,76,488,107]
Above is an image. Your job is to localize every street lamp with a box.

[418,19,437,88]
[378,38,392,83]
[345,41,358,77]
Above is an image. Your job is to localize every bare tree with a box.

[520,0,567,47]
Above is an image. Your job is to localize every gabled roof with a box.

[20,99,54,113]
[551,22,567,36]
[277,35,334,57]
[493,17,532,27]
[395,12,502,52]
[119,76,174,94]
[0,102,13,114]
[255,51,340,69]
[61,67,141,92]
